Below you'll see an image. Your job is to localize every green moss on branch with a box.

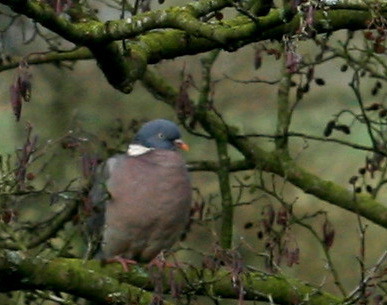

[0,252,342,305]
[1,0,386,92]
[142,68,387,229]
[0,252,166,305]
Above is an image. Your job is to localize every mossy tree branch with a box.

[0,251,342,305]
[141,68,387,229]
[0,0,386,92]
[230,135,387,228]
[197,50,234,249]
[275,45,292,152]
[0,48,92,73]
[188,159,254,172]
[0,251,170,305]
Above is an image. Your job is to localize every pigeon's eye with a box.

[158,133,165,139]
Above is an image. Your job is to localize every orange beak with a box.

[174,139,190,151]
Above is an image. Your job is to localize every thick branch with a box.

[229,133,387,228]
[1,0,386,92]
[0,252,342,305]
[88,42,147,93]
[0,251,167,305]
[188,159,253,172]
[327,0,387,10]
[142,68,387,229]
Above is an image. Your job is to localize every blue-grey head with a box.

[133,119,189,151]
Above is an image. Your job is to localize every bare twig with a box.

[237,131,387,156]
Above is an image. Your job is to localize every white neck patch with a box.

[127,144,154,156]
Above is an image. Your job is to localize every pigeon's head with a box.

[133,119,189,151]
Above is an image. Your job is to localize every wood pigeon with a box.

[87,119,192,263]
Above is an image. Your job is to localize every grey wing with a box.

[85,157,117,259]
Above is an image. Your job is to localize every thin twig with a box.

[346,250,387,302]
[237,132,387,156]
